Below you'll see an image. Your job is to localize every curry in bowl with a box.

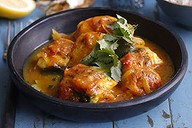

[23,15,174,103]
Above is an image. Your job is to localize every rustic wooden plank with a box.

[0,20,18,128]
[15,95,45,128]
[114,100,172,128]
[167,32,192,128]
[0,20,9,127]
[15,95,113,128]
[1,81,17,128]
[43,115,113,128]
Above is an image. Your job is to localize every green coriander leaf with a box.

[116,14,127,24]
[98,39,119,52]
[96,51,113,65]
[111,61,122,82]
[122,36,133,45]
[98,48,118,66]
[81,44,100,65]
[81,14,138,82]
[104,34,118,42]
[107,22,123,36]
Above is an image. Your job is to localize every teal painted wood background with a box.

[0,0,192,127]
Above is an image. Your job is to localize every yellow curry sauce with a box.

[23,15,174,103]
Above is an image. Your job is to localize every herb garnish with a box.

[81,14,137,82]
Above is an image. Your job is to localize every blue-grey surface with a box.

[0,0,192,127]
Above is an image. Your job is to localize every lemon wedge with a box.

[0,0,36,19]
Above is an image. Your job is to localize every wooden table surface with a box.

[0,0,192,127]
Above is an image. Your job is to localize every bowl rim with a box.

[156,0,192,8]
[7,7,188,110]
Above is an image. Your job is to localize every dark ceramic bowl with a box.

[156,0,192,29]
[7,8,188,122]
